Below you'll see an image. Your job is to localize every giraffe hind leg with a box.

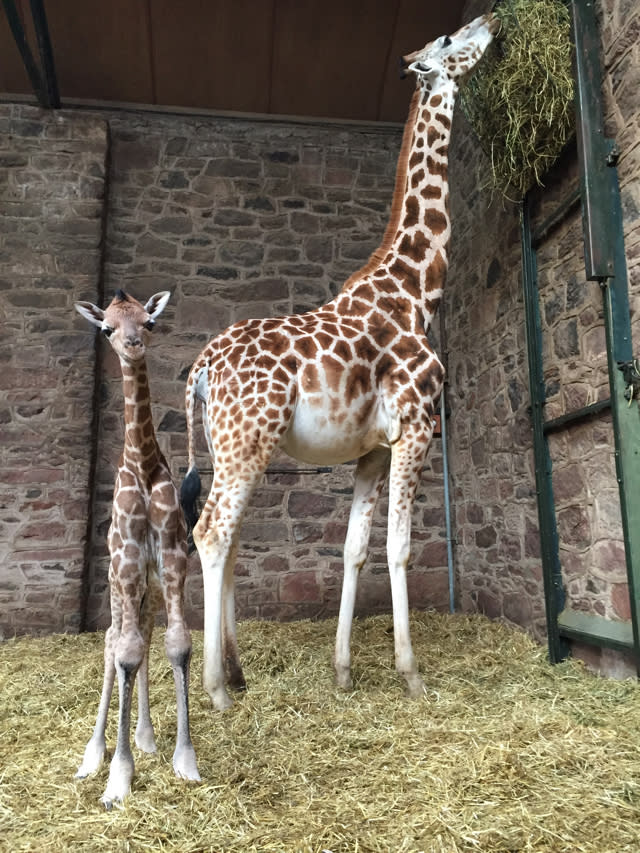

[195,465,273,711]
[134,586,159,754]
[334,448,390,690]
[222,540,246,691]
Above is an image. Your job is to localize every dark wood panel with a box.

[151,0,275,112]
[0,0,35,94]
[378,0,464,121]
[40,0,153,103]
[270,0,399,121]
[0,0,467,121]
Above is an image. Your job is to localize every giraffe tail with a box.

[180,467,201,551]
[180,359,205,551]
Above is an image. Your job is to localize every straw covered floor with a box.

[2,611,640,852]
[460,0,574,197]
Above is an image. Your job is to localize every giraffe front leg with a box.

[387,430,431,699]
[76,625,117,779]
[335,448,390,691]
[161,548,200,782]
[101,625,144,808]
[168,643,201,782]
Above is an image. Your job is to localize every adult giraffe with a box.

[182,13,499,711]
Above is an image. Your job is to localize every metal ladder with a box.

[520,0,640,671]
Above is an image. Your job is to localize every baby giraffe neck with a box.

[120,360,160,470]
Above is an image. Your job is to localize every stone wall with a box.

[0,104,107,636]
[445,0,640,672]
[0,102,449,635]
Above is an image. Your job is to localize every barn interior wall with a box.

[445,0,640,673]
[0,104,107,636]
[0,101,450,636]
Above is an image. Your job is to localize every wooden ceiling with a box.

[1,0,466,122]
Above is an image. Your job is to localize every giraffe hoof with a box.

[75,737,106,779]
[208,686,234,712]
[134,726,157,754]
[404,672,426,699]
[173,744,201,782]
[334,667,353,691]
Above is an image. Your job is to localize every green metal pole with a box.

[520,197,568,665]
[602,149,640,671]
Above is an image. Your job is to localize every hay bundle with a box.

[2,612,640,852]
[460,0,574,197]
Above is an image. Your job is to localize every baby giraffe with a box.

[74,289,200,808]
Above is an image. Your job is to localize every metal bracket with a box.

[606,144,620,167]
[618,359,640,405]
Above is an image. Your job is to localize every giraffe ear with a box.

[75,301,105,328]
[144,291,171,320]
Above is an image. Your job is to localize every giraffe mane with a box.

[115,289,129,303]
[341,87,421,291]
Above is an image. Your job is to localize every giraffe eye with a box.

[442,36,452,48]
[102,326,114,338]
[144,319,155,331]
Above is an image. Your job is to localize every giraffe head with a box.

[75,290,171,364]
[401,13,499,87]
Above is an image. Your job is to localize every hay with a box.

[460,0,574,198]
[2,612,640,852]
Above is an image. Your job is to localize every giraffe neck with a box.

[339,76,457,334]
[120,360,161,472]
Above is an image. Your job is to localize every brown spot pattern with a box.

[424,208,448,236]
[403,195,420,229]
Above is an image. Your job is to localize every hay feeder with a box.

[461,0,575,197]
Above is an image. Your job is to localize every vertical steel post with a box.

[571,0,613,281]
[520,197,568,664]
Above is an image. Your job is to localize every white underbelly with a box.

[280,394,390,465]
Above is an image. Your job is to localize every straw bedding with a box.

[460,0,574,197]
[2,611,640,852]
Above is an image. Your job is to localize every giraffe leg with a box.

[387,425,433,698]
[222,540,246,690]
[195,469,268,711]
[334,448,390,690]
[160,545,200,783]
[75,623,117,779]
[101,598,145,808]
[134,588,158,754]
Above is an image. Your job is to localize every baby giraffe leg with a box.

[75,624,117,779]
[161,550,200,783]
[134,589,159,754]
[101,612,145,809]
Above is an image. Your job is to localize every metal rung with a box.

[558,609,634,653]
[543,398,611,435]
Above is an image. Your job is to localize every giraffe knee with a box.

[165,624,192,668]
[115,631,145,673]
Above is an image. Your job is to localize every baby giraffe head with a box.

[401,12,499,89]
[75,289,170,364]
